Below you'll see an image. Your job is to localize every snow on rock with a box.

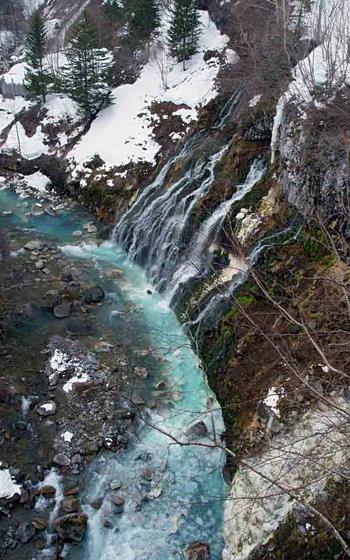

[248,94,262,108]
[0,96,30,137]
[69,10,231,167]
[0,468,21,499]
[263,386,285,417]
[62,431,74,443]
[5,121,49,159]
[223,397,350,560]
[48,347,93,393]
[21,171,51,193]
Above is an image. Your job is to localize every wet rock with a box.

[24,240,43,251]
[110,494,125,514]
[15,522,36,544]
[186,421,208,439]
[185,541,210,560]
[134,366,148,379]
[31,204,44,216]
[141,468,154,481]
[53,453,71,467]
[155,381,166,390]
[52,512,88,543]
[87,223,97,234]
[101,517,114,528]
[40,485,56,497]
[82,286,105,304]
[0,379,16,403]
[90,497,103,510]
[32,518,47,531]
[53,301,72,319]
[36,400,56,417]
[109,479,122,491]
[72,454,83,465]
[72,230,83,238]
[35,259,45,270]
[61,497,80,514]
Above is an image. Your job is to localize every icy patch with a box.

[223,397,350,560]
[0,468,21,499]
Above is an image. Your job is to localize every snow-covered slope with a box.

[69,11,230,168]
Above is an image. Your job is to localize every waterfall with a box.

[115,88,244,297]
[165,159,266,305]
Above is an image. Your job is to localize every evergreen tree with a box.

[24,10,49,102]
[131,0,160,47]
[63,12,115,118]
[167,0,201,70]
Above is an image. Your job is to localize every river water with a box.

[0,186,227,559]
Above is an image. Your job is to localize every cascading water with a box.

[165,159,266,305]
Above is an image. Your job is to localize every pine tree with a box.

[167,0,201,70]
[131,0,160,47]
[24,10,49,103]
[63,12,115,118]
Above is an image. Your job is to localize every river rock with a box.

[82,287,105,304]
[186,421,208,439]
[90,497,103,510]
[109,479,122,491]
[24,240,43,251]
[61,497,80,514]
[32,518,47,531]
[53,453,71,467]
[110,494,125,514]
[185,541,210,560]
[52,512,88,543]
[15,522,36,544]
[31,204,44,216]
[141,468,154,481]
[134,367,148,379]
[35,259,45,270]
[40,485,56,497]
[0,379,16,403]
[36,401,56,417]
[53,302,72,319]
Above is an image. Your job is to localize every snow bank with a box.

[223,397,350,559]
[22,171,51,193]
[70,10,230,167]
[0,468,21,499]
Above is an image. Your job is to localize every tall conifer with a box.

[131,0,160,47]
[24,10,49,102]
[63,12,114,118]
[167,0,201,70]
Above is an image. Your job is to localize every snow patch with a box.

[0,469,21,499]
[69,10,231,167]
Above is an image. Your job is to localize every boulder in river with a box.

[52,512,88,543]
[184,541,210,560]
[82,286,105,304]
[53,302,72,319]
[53,453,71,467]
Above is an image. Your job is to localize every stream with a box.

[0,185,227,559]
